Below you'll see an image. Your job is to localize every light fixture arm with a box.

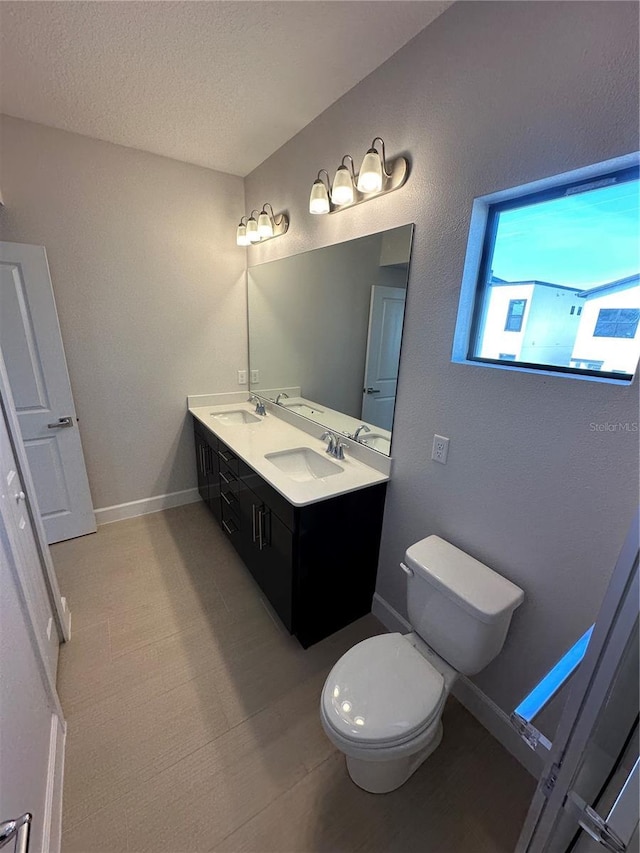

[340,155,356,182]
[368,137,392,179]
[260,202,286,228]
[316,169,331,191]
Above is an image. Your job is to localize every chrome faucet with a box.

[352,424,371,442]
[275,392,289,405]
[248,395,266,416]
[321,431,346,460]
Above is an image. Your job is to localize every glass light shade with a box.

[257,212,274,238]
[236,223,250,246]
[331,166,354,206]
[246,217,260,242]
[357,149,383,193]
[309,180,330,214]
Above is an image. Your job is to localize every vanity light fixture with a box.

[331,156,356,206]
[309,170,331,215]
[236,204,289,246]
[308,135,409,215]
[236,217,250,246]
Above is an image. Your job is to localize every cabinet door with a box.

[256,506,294,632]
[194,431,209,503]
[234,476,261,577]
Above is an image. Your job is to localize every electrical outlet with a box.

[237,369,247,385]
[431,434,449,464]
[250,369,260,384]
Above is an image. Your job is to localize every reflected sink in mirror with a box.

[283,402,325,417]
[359,433,391,453]
[211,410,261,425]
[265,447,343,482]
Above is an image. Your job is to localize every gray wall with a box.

[244,1,640,718]
[0,115,247,509]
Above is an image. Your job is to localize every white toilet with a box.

[320,535,524,794]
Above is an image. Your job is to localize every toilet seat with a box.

[321,633,445,749]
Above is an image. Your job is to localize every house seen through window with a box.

[467,166,640,380]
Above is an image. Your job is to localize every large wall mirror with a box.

[248,224,413,456]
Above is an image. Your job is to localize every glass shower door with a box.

[516,511,639,853]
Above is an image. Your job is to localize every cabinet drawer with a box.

[219,458,239,487]
[221,502,241,540]
[220,483,240,519]
[217,441,239,475]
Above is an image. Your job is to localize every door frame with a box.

[517,509,639,851]
[0,348,70,642]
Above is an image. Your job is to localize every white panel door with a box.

[0,241,95,543]
[361,285,406,431]
[0,407,65,853]
[0,402,59,681]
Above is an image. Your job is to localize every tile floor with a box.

[52,502,535,852]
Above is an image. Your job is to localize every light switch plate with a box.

[250,369,260,383]
[237,369,247,385]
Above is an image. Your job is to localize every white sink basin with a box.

[283,402,325,417]
[212,410,261,425]
[265,447,343,482]
[360,433,391,453]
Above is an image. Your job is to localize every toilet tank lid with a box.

[405,536,524,624]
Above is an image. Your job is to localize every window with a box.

[505,299,526,332]
[454,160,640,382]
[593,308,640,339]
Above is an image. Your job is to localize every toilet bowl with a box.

[320,535,524,793]
[321,632,457,793]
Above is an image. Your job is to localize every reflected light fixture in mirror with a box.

[236,203,289,246]
[308,136,409,215]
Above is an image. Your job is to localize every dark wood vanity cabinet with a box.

[193,420,387,647]
[193,420,221,523]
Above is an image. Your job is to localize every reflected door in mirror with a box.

[362,285,406,431]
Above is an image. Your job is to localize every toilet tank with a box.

[404,536,524,676]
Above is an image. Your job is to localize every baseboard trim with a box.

[371,593,542,779]
[95,488,200,525]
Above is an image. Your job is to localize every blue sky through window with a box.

[490,179,640,289]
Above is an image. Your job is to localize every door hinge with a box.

[511,713,553,757]
[542,762,561,797]
[565,791,627,853]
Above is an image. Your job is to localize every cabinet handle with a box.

[218,449,233,464]
[221,491,235,507]
[258,507,267,551]
[219,470,234,486]
[203,446,210,476]
[222,519,237,535]
[251,504,257,543]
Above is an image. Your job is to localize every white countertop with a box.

[189,402,389,507]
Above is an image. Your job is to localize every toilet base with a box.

[345,721,444,794]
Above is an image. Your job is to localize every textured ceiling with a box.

[0,1,451,176]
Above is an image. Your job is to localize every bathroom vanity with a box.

[191,403,389,648]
